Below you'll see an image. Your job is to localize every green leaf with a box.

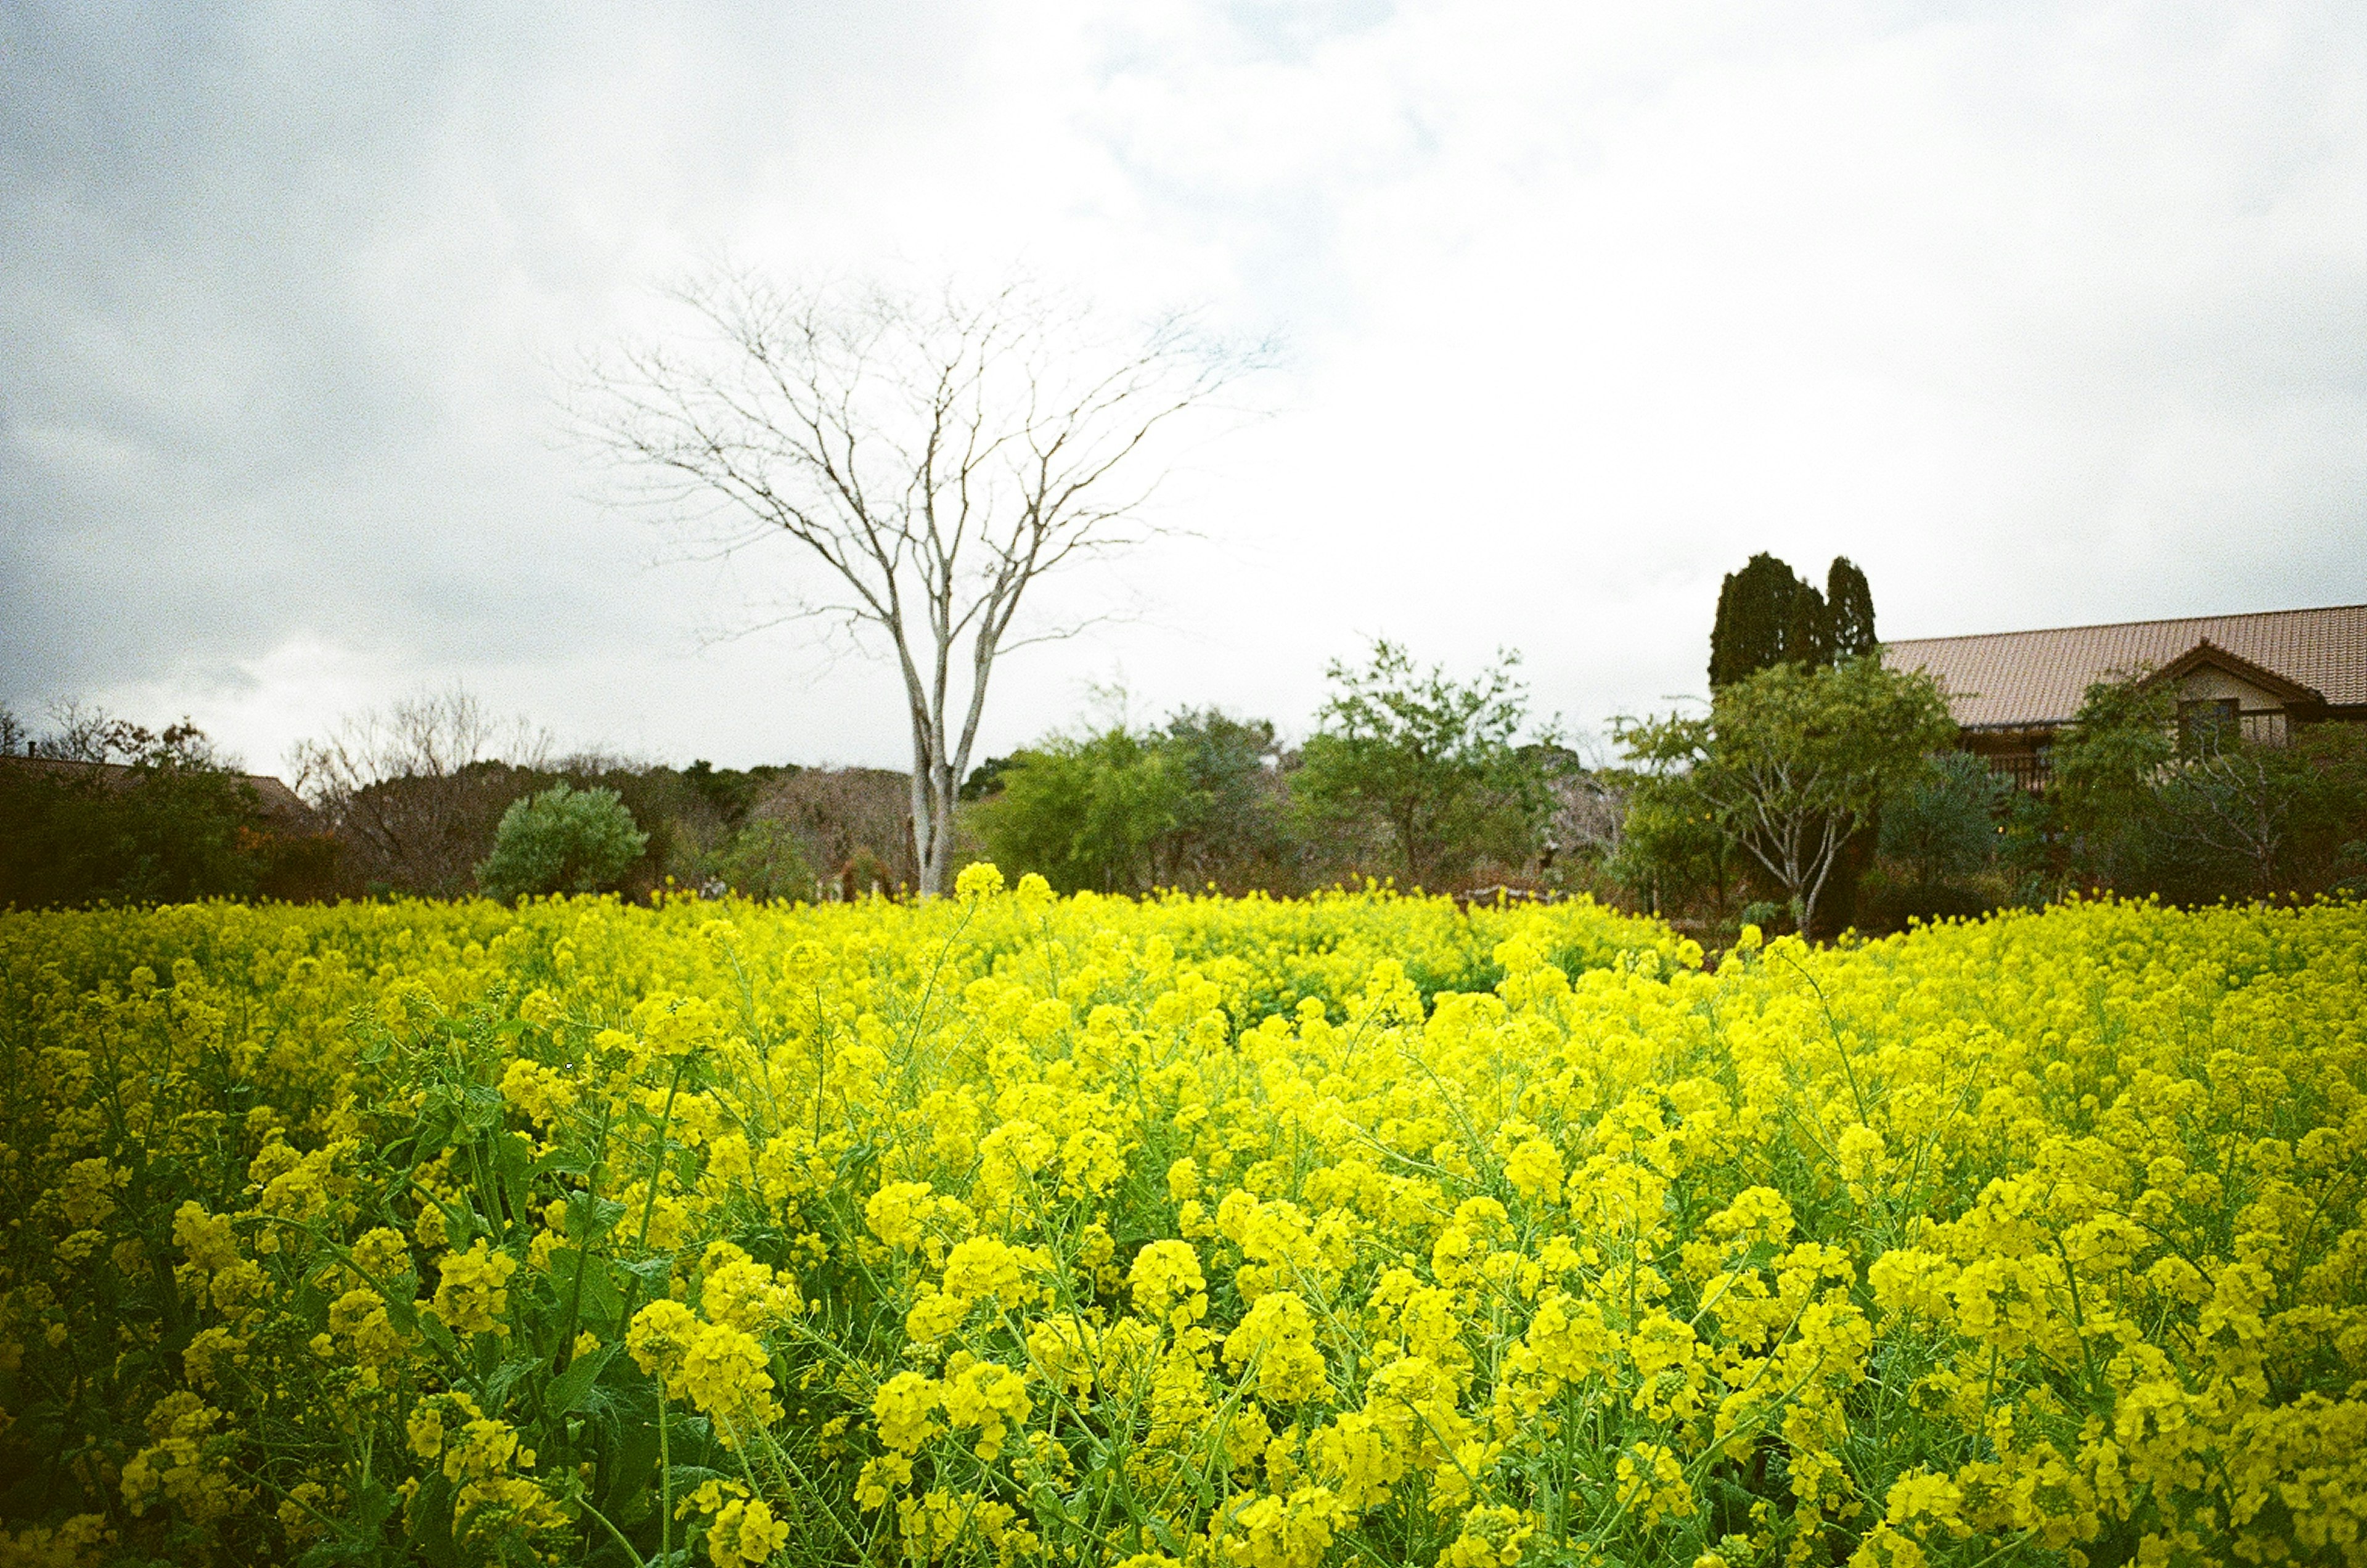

[551,1248,624,1325]
[618,1256,673,1291]
[546,1342,618,1415]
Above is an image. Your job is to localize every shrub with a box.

[709,818,816,902]
[474,782,648,900]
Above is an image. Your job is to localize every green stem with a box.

[659,1394,673,1566]
[616,1053,692,1334]
[555,1097,615,1373]
[578,1495,648,1568]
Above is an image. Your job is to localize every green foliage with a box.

[971,728,1190,894]
[960,754,1015,803]
[1709,553,1825,688]
[1622,657,1957,936]
[0,716,335,908]
[475,783,649,901]
[1293,640,1558,888]
[1606,769,1735,920]
[1857,750,2012,931]
[709,819,816,901]
[2022,673,2367,904]
[2050,676,2175,852]
[1708,553,1881,688]
[1150,708,1297,888]
[2153,721,2367,899]
[1825,556,1879,662]
[1879,749,2007,889]
[971,710,1304,896]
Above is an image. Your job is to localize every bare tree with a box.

[570,269,1259,896]
[1543,768,1628,868]
[290,687,553,895]
[748,766,920,891]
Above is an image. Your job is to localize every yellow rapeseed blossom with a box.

[9,873,2367,1566]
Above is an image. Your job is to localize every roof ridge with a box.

[1885,601,2367,648]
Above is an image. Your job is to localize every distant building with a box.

[1884,603,2367,791]
[1,752,322,831]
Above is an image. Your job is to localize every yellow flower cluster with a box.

[4,878,2365,1568]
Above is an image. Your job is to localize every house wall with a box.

[2172,664,2283,707]
[2171,663,2290,745]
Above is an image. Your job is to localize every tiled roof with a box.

[0,755,321,828]
[1883,603,2367,729]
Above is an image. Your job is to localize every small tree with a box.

[1879,749,2007,889]
[710,819,816,902]
[1621,658,1956,936]
[476,783,648,901]
[1152,709,1295,889]
[2154,722,2367,899]
[971,727,1190,895]
[0,707,288,907]
[1293,640,1555,888]
[1608,769,1734,920]
[971,708,1301,896]
[2046,674,2175,888]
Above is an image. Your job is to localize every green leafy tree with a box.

[2043,672,2367,900]
[1608,769,1735,920]
[970,709,1301,894]
[959,754,1016,804]
[475,783,648,900]
[0,712,298,907]
[1151,709,1295,889]
[1621,658,1956,936]
[971,728,1192,894]
[710,819,816,901]
[1826,556,1879,661]
[1293,640,1555,888]
[2047,675,2175,888]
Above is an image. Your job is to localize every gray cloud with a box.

[6,0,2366,772]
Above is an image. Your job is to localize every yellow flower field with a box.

[1,873,2363,1568]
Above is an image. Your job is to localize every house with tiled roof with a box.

[1,751,322,830]
[1883,603,2367,790]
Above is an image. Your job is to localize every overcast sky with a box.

[7,1,2366,775]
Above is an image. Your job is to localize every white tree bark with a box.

[571,271,1256,894]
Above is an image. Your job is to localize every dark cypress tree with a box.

[1826,556,1878,662]
[1710,553,1828,688]
[1785,579,1833,671]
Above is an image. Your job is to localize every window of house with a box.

[2178,698,2238,753]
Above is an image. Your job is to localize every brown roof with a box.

[1883,603,2367,729]
[1,755,321,829]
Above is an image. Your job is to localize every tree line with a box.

[0,690,917,910]
[9,552,2364,926]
